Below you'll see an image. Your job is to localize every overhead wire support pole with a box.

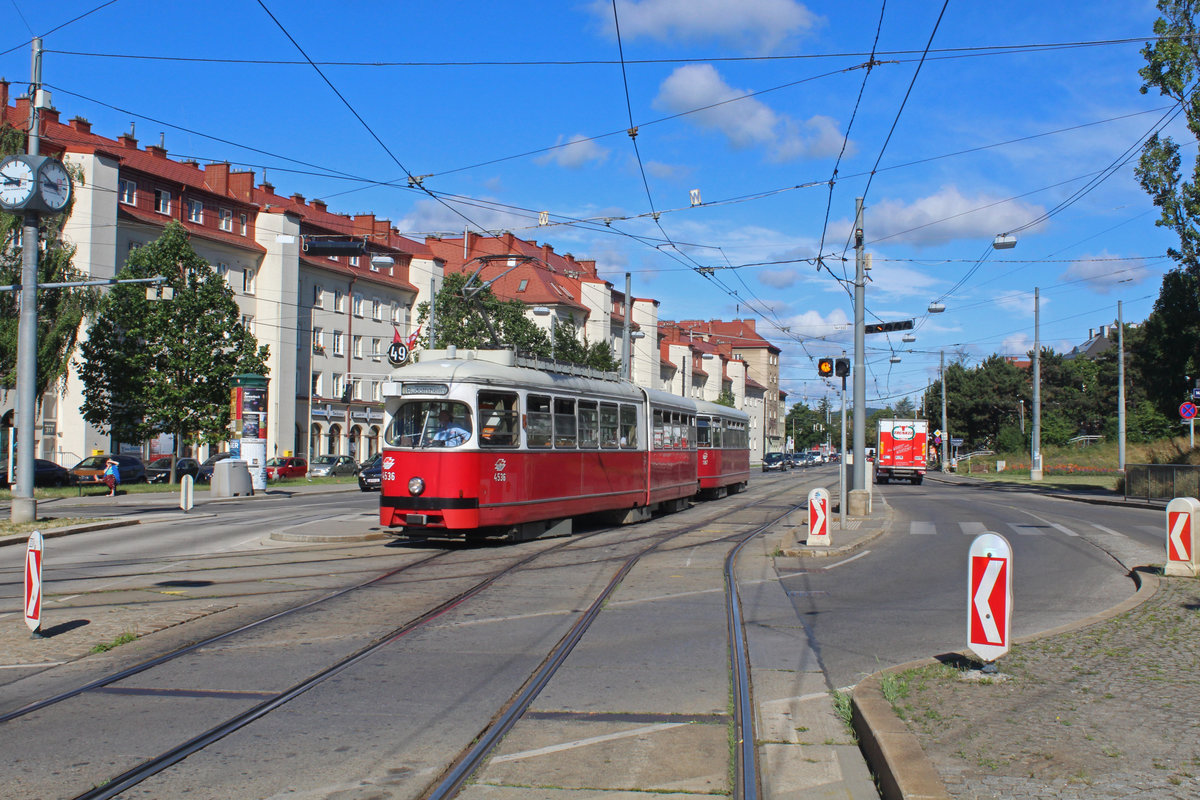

[850,197,867,513]
[12,37,42,524]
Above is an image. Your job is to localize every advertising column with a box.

[232,374,269,492]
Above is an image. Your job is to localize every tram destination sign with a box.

[402,383,449,396]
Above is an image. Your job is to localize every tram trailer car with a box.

[379,348,750,541]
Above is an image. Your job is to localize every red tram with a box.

[378,348,750,541]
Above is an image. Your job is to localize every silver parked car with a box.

[308,455,359,477]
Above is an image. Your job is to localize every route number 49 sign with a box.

[967,532,1012,663]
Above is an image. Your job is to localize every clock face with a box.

[37,159,71,211]
[0,157,35,209]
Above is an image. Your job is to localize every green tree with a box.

[416,272,619,371]
[715,389,736,408]
[0,124,98,401]
[1136,0,1200,420]
[78,222,268,454]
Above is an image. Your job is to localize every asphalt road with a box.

[777,476,1161,689]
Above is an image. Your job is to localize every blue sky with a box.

[0,0,1182,407]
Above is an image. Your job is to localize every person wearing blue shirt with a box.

[432,410,469,447]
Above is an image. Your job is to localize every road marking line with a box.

[0,662,64,669]
[1022,510,1078,536]
[910,521,937,535]
[823,550,869,570]
[490,722,691,763]
[1090,523,1123,536]
[959,521,987,535]
[1007,523,1043,536]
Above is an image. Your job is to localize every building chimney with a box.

[290,192,305,205]
[118,132,139,150]
[229,171,255,201]
[311,199,327,212]
[204,162,230,195]
[68,116,91,134]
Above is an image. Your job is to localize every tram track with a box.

[2,487,799,799]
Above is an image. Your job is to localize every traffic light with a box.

[864,319,914,334]
[835,358,850,377]
[818,358,833,377]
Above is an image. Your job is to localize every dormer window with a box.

[517,279,528,293]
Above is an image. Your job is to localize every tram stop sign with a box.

[1165,497,1200,577]
[806,487,830,546]
[967,532,1012,663]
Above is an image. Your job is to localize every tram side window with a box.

[527,394,552,448]
[385,401,472,448]
[697,417,711,448]
[620,404,638,448]
[653,409,665,448]
[599,403,620,448]
[711,418,722,448]
[578,401,599,448]
[478,391,519,448]
[554,398,577,448]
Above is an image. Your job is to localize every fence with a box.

[1124,464,1200,501]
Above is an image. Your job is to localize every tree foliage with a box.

[415,271,620,371]
[1136,0,1200,418]
[0,124,98,400]
[78,222,268,450]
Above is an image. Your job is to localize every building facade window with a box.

[154,189,171,215]
[352,294,363,317]
[352,335,362,358]
[349,256,359,267]
[312,327,324,352]
[350,378,361,401]
[118,179,136,205]
[391,304,402,324]
[332,373,344,399]
[219,208,233,231]
[239,213,248,235]
[313,284,324,307]
[311,372,322,397]
[371,337,381,357]
[241,314,254,335]
[186,198,203,223]
[242,267,256,295]
[332,330,344,357]
[371,299,381,321]
[370,381,381,402]
[334,290,344,312]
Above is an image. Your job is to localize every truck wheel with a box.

[913,476,923,485]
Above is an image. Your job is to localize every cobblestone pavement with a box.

[890,570,1200,799]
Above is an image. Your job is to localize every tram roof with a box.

[385,348,748,422]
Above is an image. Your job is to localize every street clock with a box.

[0,154,72,213]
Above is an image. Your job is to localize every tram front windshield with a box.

[386,401,473,448]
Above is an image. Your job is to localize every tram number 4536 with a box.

[493,459,508,482]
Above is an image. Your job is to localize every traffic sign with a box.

[806,487,830,546]
[1165,497,1200,576]
[1180,402,1197,420]
[1193,387,1200,401]
[387,341,410,366]
[967,532,1012,663]
[24,530,43,635]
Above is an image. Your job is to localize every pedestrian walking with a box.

[103,458,120,496]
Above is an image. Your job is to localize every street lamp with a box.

[993,234,1017,250]
[628,329,645,381]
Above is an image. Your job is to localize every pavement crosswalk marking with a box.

[910,521,937,535]
[1008,522,1045,536]
[959,521,987,536]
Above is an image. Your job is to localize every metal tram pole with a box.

[849,197,868,515]
[12,38,43,524]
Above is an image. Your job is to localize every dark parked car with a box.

[308,455,358,478]
[195,452,234,483]
[762,452,788,472]
[357,454,383,492]
[71,454,147,486]
[0,458,72,488]
[145,456,201,484]
[266,456,307,480]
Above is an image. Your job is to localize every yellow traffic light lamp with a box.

[818,358,834,377]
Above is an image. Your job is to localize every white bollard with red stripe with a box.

[24,529,44,638]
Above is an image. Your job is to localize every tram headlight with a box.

[408,476,425,496]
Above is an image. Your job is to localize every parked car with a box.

[145,456,201,484]
[357,454,383,492]
[195,452,234,483]
[266,456,307,480]
[71,454,147,487]
[308,455,358,478]
[0,458,73,488]
[762,452,788,472]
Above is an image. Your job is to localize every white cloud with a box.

[653,65,852,162]
[397,197,527,235]
[1058,251,1151,292]
[757,267,801,288]
[645,160,693,181]
[535,134,610,169]
[593,0,820,54]
[993,289,1042,316]
[1001,333,1032,358]
[865,185,1046,247]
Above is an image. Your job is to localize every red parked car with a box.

[265,456,307,480]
